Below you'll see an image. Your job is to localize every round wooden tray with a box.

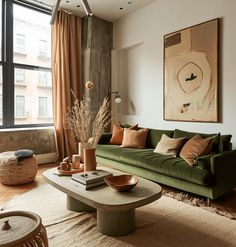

[56,166,84,175]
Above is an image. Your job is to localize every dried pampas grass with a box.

[64,95,111,149]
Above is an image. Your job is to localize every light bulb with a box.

[115,97,121,104]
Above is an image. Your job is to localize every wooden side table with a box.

[0,211,48,247]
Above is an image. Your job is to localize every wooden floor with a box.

[0,163,57,204]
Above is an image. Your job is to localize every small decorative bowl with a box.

[104,174,138,192]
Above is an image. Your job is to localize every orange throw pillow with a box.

[109,124,139,145]
[121,128,148,148]
[180,134,215,166]
[110,125,124,145]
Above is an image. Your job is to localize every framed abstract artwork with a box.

[163,18,220,122]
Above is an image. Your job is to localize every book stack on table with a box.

[71,170,113,189]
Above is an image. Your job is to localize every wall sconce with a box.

[111,91,122,104]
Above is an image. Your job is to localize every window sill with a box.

[37,55,50,61]
[14,51,27,56]
[37,116,53,119]
[0,126,54,132]
[15,116,28,119]
[15,83,27,87]
[37,85,52,89]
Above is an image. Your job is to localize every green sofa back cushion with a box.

[221,134,232,151]
[146,129,174,149]
[173,129,221,153]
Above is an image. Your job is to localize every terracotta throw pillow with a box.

[121,128,148,148]
[180,134,215,166]
[110,124,139,145]
[153,134,187,157]
[109,125,124,145]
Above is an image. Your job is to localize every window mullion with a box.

[3,0,14,127]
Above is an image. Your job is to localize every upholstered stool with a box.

[0,149,38,185]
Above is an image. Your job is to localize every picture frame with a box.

[163,18,220,122]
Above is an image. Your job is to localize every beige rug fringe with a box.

[162,189,236,220]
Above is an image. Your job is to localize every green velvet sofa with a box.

[96,128,236,200]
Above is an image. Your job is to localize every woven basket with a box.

[0,151,38,185]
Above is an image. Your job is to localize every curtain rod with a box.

[50,0,61,25]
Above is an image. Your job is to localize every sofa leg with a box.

[207,198,211,207]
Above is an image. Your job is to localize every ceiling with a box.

[26,0,157,22]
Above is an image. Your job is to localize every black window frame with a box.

[1,0,52,129]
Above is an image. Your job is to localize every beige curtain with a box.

[52,11,82,160]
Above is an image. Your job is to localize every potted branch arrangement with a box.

[64,81,111,171]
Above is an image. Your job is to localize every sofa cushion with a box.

[145,154,213,186]
[121,128,148,148]
[110,124,139,145]
[96,144,124,161]
[153,134,187,157]
[110,125,124,145]
[173,129,221,153]
[221,135,232,151]
[146,129,174,149]
[99,133,112,144]
[96,144,213,186]
[15,149,34,161]
[180,134,215,165]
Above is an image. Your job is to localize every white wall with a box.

[112,0,236,148]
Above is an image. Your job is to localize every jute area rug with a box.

[162,186,236,220]
[1,185,236,247]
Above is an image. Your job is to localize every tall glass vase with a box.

[83,148,97,171]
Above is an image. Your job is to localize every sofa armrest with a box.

[98,133,112,144]
[210,150,236,185]
[195,153,215,169]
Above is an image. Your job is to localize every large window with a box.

[1,0,52,128]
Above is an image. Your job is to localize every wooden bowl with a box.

[104,174,138,192]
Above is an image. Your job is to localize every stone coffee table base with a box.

[67,195,135,236]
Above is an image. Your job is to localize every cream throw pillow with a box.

[153,134,187,157]
[121,128,148,148]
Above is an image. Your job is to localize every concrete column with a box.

[82,16,113,114]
